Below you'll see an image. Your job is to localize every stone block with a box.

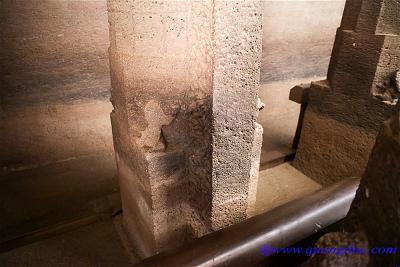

[346,100,400,266]
[289,83,311,104]
[305,101,400,267]
[107,0,263,257]
[293,0,399,184]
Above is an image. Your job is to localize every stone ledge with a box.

[289,83,311,104]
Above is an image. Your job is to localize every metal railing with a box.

[133,178,359,267]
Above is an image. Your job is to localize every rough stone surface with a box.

[210,0,263,230]
[107,0,215,255]
[306,232,369,267]
[293,0,400,185]
[304,100,400,267]
[246,122,263,217]
[289,83,311,104]
[344,100,400,266]
[259,1,345,167]
[0,0,119,241]
[107,0,262,257]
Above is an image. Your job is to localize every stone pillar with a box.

[347,101,400,266]
[107,0,262,257]
[305,101,400,267]
[210,0,264,230]
[293,0,400,184]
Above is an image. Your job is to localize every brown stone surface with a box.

[305,101,400,267]
[108,0,263,257]
[260,1,345,167]
[0,0,111,107]
[293,0,400,184]
[289,83,311,104]
[306,232,369,267]
[108,0,214,256]
[345,100,400,266]
[246,122,264,217]
[258,78,323,169]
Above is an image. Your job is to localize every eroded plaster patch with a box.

[137,100,173,150]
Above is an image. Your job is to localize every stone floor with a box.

[251,78,323,217]
[0,101,120,244]
[249,163,322,217]
[258,78,325,168]
[0,161,322,267]
[0,218,135,267]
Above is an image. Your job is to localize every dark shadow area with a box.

[0,0,119,244]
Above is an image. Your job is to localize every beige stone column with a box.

[107,0,262,257]
[293,0,400,185]
[210,0,264,230]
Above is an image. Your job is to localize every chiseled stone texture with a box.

[108,0,214,257]
[305,101,400,267]
[293,0,400,185]
[346,100,400,266]
[107,0,262,257]
[211,0,263,230]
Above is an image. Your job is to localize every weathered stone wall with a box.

[347,100,400,266]
[108,0,263,257]
[306,102,400,267]
[261,0,346,83]
[259,0,346,162]
[293,0,400,184]
[0,0,118,241]
[0,1,111,108]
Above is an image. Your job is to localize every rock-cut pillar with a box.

[107,0,263,257]
[293,0,400,185]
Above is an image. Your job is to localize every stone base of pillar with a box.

[293,79,397,185]
[293,0,399,184]
[305,101,400,267]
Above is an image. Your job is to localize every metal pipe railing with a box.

[133,178,359,267]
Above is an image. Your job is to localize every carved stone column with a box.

[107,0,263,257]
[293,0,400,184]
[306,98,400,267]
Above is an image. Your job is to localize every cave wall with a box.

[0,0,119,242]
[258,0,346,160]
